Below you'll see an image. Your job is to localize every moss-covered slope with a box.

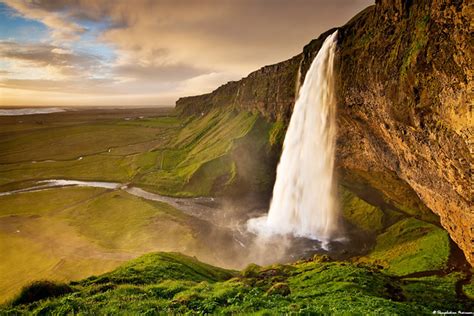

[2,252,471,315]
[132,108,278,199]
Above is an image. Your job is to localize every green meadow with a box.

[0,108,268,197]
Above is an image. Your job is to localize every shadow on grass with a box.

[10,280,73,306]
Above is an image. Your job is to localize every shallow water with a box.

[39,179,121,189]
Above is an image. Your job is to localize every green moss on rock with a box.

[268,120,286,146]
[362,218,450,276]
[241,263,262,278]
[340,187,385,232]
[464,279,474,300]
[266,282,291,296]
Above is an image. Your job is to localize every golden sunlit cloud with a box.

[0,0,373,106]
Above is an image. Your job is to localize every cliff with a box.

[176,0,473,265]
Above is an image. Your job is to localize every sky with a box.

[0,0,373,106]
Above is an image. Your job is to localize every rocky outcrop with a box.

[176,55,302,121]
[176,0,473,265]
[335,0,472,265]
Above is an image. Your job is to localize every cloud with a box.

[0,85,177,106]
[0,78,113,93]
[2,0,373,71]
[2,0,86,41]
[0,40,212,94]
[113,63,209,82]
[0,0,374,105]
[91,0,374,73]
[0,41,104,78]
[178,72,240,96]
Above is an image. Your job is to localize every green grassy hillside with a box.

[2,252,471,315]
[133,108,275,197]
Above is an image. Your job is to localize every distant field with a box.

[0,107,269,197]
[0,108,175,188]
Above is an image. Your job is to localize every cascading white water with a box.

[248,31,340,243]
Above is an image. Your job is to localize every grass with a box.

[0,186,105,216]
[0,187,201,303]
[401,273,472,311]
[342,169,439,223]
[0,124,159,164]
[117,116,181,128]
[0,107,269,304]
[183,155,234,196]
[359,218,451,276]
[2,252,471,314]
[79,252,235,286]
[464,279,474,300]
[58,190,195,251]
[0,154,139,186]
[10,281,72,306]
[0,122,168,187]
[268,120,286,146]
[0,108,469,312]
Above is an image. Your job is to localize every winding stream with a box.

[0,179,361,265]
[0,179,221,225]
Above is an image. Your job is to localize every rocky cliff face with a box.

[176,0,473,265]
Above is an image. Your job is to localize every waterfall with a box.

[248,31,340,244]
[294,56,303,99]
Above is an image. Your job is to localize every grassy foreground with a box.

[2,252,472,315]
